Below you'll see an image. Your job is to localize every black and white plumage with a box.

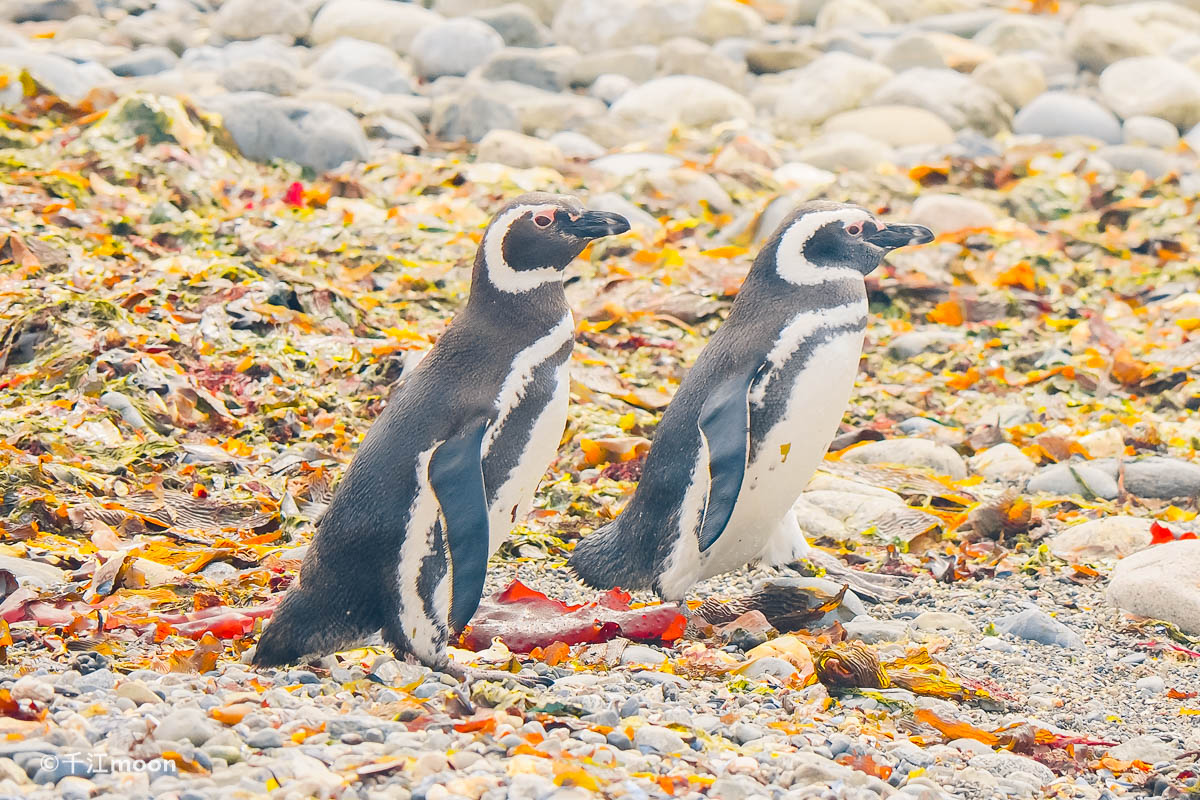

[568,201,932,602]
[253,193,629,671]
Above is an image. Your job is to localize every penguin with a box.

[568,201,933,602]
[253,193,629,673]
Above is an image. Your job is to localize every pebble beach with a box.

[0,0,1199,799]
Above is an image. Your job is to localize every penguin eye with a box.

[532,211,555,228]
[844,222,864,237]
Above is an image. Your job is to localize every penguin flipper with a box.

[429,417,491,633]
[695,367,760,553]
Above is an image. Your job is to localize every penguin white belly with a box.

[481,314,574,556]
[484,364,569,555]
[699,327,866,580]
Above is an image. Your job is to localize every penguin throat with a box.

[774,209,872,287]
[482,204,564,294]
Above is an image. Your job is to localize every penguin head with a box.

[771,201,933,284]
[481,193,630,293]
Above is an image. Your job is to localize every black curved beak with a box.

[563,210,631,240]
[865,223,935,250]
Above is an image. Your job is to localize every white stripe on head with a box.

[775,208,873,287]
[483,203,563,294]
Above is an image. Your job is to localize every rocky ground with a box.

[0,0,1200,799]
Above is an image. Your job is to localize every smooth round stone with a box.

[1123,115,1180,148]
[994,607,1085,649]
[1108,539,1200,635]
[970,443,1036,481]
[213,0,310,41]
[472,3,551,48]
[476,128,564,169]
[1100,56,1200,129]
[816,0,890,32]
[773,51,893,128]
[1027,462,1119,500]
[609,75,754,128]
[1065,6,1156,73]
[795,131,896,171]
[548,130,604,159]
[411,18,504,80]
[823,104,954,147]
[869,67,1012,135]
[972,54,1046,109]
[1013,92,1121,144]
[908,192,996,234]
[1048,516,1153,563]
[590,72,635,105]
[632,725,685,755]
[310,38,414,95]
[841,437,967,478]
[310,0,442,52]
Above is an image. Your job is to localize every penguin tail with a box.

[252,586,364,668]
[568,522,656,592]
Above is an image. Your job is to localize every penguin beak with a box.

[865,223,935,250]
[563,210,631,240]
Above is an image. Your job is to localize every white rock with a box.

[310,0,443,53]
[913,611,977,633]
[794,131,896,171]
[475,128,564,168]
[657,36,746,89]
[974,15,1063,54]
[908,193,997,234]
[411,18,503,80]
[822,104,955,147]
[1066,6,1157,72]
[1107,734,1182,764]
[1077,427,1126,459]
[1048,517,1153,563]
[841,437,968,479]
[968,752,1055,786]
[1012,91,1122,144]
[878,31,945,72]
[970,443,1036,481]
[972,54,1045,110]
[870,67,1011,134]
[1123,115,1180,148]
[772,162,836,197]
[11,676,54,703]
[609,75,754,127]
[815,0,889,32]
[1100,56,1200,129]
[773,51,893,128]
[1107,539,1200,634]
[552,0,760,53]
[549,130,605,158]
[213,0,309,41]
[569,46,658,85]
[590,72,635,104]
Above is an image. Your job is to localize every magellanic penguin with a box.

[568,201,932,602]
[253,193,629,673]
